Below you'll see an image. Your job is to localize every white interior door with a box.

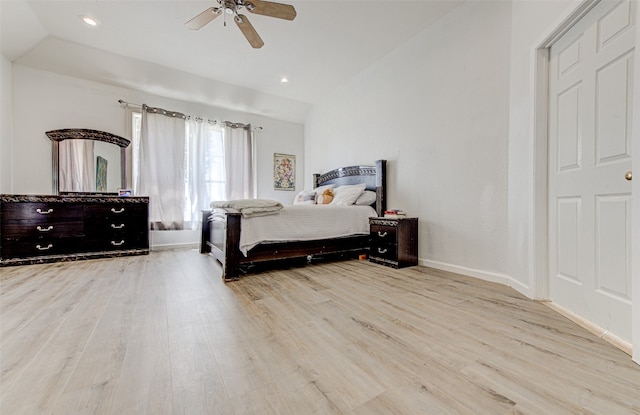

[548,0,635,343]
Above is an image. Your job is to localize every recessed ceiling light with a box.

[79,15,100,27]
[280,77,289,84]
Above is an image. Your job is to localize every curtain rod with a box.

[118,99,263,130]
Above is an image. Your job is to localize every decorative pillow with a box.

[330,183,367,205]
[355,190,377,206]
[293,190,317,205]
[317,189,334,204]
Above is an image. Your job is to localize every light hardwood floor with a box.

[1,250,639,414]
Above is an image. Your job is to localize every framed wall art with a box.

[96,156,108,192]
[273,153,295,191]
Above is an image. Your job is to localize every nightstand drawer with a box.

[370,244,398,262]
[370,225,397,244]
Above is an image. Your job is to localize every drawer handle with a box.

[111,208,125,214]
[111,223,126,229]
[36,225,54,232]
[36,244,53,251]
[377,248,388,254]
[111,240,125,246]
[377,231,387,238]
[36,208,53,215]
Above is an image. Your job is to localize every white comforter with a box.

[210,199,283,218]
[238,204,377,255]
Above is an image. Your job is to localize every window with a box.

[130,111,226,229]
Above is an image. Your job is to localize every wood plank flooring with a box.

[1,249,639,414]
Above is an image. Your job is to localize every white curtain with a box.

[185,119,225,230]
[137,107,186,230]
[59,140,94,192]
[130,103,257,230]
[224,124,256,200]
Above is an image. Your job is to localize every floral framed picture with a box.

[274,153,295,191]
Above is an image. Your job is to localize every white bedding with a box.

[210,199,283,217]
[238,204,377,255]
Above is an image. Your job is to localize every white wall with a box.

[307,0,640,361]
[305,1,513,284]
[0,54,12,193]
[506,0,576,293]
[508,0,640,363]
[10,65,304,247]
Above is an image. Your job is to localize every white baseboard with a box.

[420,258,531,297]
[542,301,632,356]
[150,242,199,251]
[149,229,200,251]
[420,258,633,357]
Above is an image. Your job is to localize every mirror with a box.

[46,129,130,195]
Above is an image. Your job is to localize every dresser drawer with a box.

[84,218,148,235]
[2,203,82,221]
[84,231,148,252]
[1,236,83,258]
[84,203,148,221]
[2,220,84,238]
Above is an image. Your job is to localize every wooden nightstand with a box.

[368,217,418,269]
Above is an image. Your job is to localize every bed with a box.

[200,160,387,281]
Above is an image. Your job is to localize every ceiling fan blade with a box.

[235,14,264,49]
[185,7,223,30]
[247,0,296,21]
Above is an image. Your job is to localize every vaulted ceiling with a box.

[1,1,462,122]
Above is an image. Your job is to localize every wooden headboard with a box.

[312,159,386,217]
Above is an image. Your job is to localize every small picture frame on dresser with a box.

[118,189,132,197]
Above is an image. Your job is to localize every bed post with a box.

[224,213,242,282]
[312,173,320,189]
[376,159,387,217]
[200,210,212,253]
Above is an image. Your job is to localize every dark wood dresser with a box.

[369,217,418,269]
[0,194,149,266]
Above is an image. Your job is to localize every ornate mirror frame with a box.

[45,128,130,195]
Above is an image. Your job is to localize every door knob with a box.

[625,171,633,181]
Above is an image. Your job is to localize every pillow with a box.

[330,183,366,206]
[355,190,377,206]
[293,190,317,205]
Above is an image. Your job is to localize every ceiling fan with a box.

[185,0,297,49]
